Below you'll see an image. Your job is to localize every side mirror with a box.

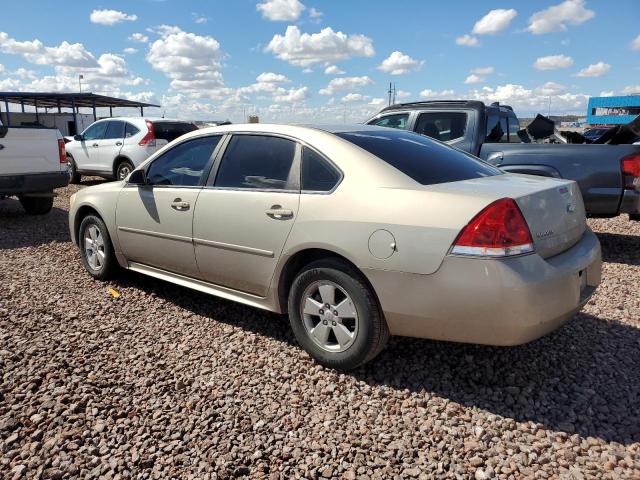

[127,169,146,185]
[73,134,83,141]
[0,125,7,139]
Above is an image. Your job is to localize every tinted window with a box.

[125,123,140,138]
[104,120,125,140]
[507,116,522,143]
[368,114,409,130]
[302,147,340,192]
[485,114,507,143]
[146,136,220,187]
[415,112,467,141]
[152,122,198,142]
[83,122,108,141]
[336,130,501,186]
[215,135,297,190]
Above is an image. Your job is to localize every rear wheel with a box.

[19,195,54,215]
[115,160,134,181]
[68,155,81,184]
[79,215,117,280]
[288,258,389,370]
[630,213,640,221]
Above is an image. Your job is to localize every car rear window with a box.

[335,129,501,186]
[152,122,198,142]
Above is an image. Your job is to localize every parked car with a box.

[69,124,601,369]
[65,117,198,182]
[582,127,610,142]
[0,119,68,214]
[366,101,640,220]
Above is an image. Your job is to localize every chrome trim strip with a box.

[117,226,192,243]
[193,237,274,258]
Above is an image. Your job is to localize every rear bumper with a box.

[618,189,640,215]
[364,228,602,346]
[0,171,69,195]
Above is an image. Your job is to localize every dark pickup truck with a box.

[366,100,640,219]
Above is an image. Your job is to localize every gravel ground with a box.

[1,181,639,479]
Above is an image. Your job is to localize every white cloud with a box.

[273,86,309,103]
[257,0,305,21]
[146,27,225,93]
[324,65,345,75]
[309,7,323,19]
[468,83,588,114]
[0,32,97,68]
[256,72,290,83]
[129,33,149,43]
[527,0,594,35]
[377,51,423,75]
[464,74,483,84]
[456,34,479,47]
[266,26,375,67]
[396,90,411,99]
[194,14,208,24]
[472,9,518,35]
[0,64,4,74]
[631,34,640,51]
[471,66,494,75]
[599,90,614,97]
[147,25,182,36]
[622,86,640,95]
[319,75,373,95]
[123,47,138,55]
[341,93,369,103]
[369,98,385,106]
[419,89,455,98]
[533,54,573,70]
[90,9,137,26]
[536,81,566,95]
[575,61,610,77]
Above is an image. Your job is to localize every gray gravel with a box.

[1,181,639,479]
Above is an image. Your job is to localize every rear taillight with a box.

[621,154,640,190]
[451,198,534,257]
[58,139,67,164]
[138,120,156,147]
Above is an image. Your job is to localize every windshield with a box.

[335,129,502,186]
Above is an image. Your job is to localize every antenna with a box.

[392,83,397,105]
[388,82,392,106]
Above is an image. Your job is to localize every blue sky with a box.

[0,0,639,121]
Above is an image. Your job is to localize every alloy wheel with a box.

[84,225,105,270]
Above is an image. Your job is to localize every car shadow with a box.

[0,199,70,249]
[111,271,639,445]
[595,232,640,266]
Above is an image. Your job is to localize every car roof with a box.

[97,117,190,123]
[189,123,394,137]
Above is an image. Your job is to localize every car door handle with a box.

[265,206,293,219]
[171,199,191,211]
[115,141,122,146]
[92,143,99,148]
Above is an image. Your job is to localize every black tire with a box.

[630,213,640,221]
[288,258,389,370]
[115,160,134,181]
[19,195,54,215]
[68,155,81,184]
[78,215,118,280]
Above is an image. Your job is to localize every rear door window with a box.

[301,147,341,192]
[214,135,298,190]
[415,112,467,141]
[485,114,508,143]
[152,122,199,142]
[103,120,125,140]
[368,114,409,130]
[336,129,501,186]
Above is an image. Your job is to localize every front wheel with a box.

[115,160,134,181]
[288,258,389,370]
[19,195,54,215]
[79,215,118,280]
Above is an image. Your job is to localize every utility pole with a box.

[388,82,392,106]
[548,96,551,116]
[78,74,84,93]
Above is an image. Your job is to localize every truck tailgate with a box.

[0,127,63,175]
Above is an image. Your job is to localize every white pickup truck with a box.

[0,120,69,214]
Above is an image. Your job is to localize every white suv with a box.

[65,117,198,182]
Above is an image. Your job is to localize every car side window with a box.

[415,112,467,141]
[214,135,297,191]
[104,121,125,140]
[125,123,140,138]
[368,114,409,130]
[301,147,341,192]
[83,122,108,141]
[146,136,221,187]
[507,116,522,143]
[485,114,508,143]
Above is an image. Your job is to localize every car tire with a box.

[629,213,640,221]
[68,155,81,184]
[288,258,389,370]
[115,160,134,181]
[79,215,118,280]
[19,195,54,215]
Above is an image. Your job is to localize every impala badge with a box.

[536,230,554,239]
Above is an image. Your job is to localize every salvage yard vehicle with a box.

[69,124,602,369]
[65,117,198,183]
[0,119,68,214]
[367,101,640,220]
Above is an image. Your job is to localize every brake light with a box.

[138,120,156,147]
[621,154,640,190]
[451,198,534,257]
[58,139,67,164]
